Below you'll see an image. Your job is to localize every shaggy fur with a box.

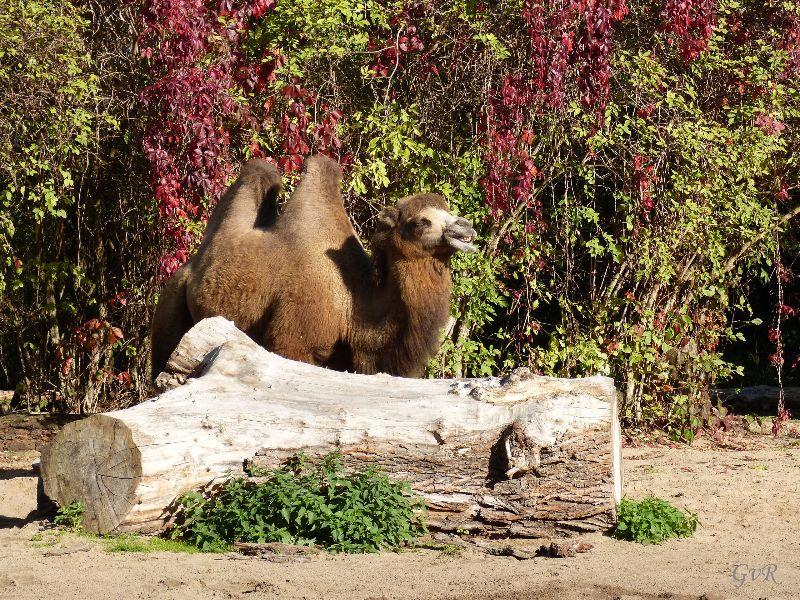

[150,155,476,379]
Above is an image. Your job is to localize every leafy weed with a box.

[170,452,427,553]
[54,500,84,531]
[612,496,698,544]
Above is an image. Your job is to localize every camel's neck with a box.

[354,250,452,376]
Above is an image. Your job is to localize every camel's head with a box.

[376,194,477,258]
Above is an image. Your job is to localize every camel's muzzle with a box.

[443,217,477,253]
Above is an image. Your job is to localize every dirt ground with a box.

[1,423,799,600]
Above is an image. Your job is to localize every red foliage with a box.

[138,1,346,276]
[755,113,786,136]
[633,153,655,213]
[138,0,276,278]
[482,74,539,217]
[370,3,428,78]
[662,0,717,61]
[786,14,800,77]
[277,83,343,174]
[772,408,791,437]
[524,0,627,113]
[578,0,628,113]
[485,0,629,217]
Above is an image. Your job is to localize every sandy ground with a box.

[1,431,799,600]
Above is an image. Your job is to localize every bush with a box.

[2,0,799,427]
[170,453,427,553]
[612,496,699,544]
[0,1,156,413]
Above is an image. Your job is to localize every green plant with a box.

[612,496,699,544]
[1,0,155,413]
[170,453,427,553]
[30,526,208,554]
[53,500,84,531]
[103,534,203,554]
[438,543,463,557]
[3,0,800,428]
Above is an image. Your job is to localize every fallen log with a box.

[40,317,622,536]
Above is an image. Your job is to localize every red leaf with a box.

[108,327,124,344]
[85,318,103,331]
[61,357,73,375]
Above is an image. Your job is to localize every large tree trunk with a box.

[40,317,623,536]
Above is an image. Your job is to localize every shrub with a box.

[612,496,699,544]
[0,0,156,413]
[170,453,427,553]
[2,0,799,426]
[135,0,800,432]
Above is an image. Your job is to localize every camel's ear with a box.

[376,206,400,231]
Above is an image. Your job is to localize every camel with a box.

[150,155,477,379]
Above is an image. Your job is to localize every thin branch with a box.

[485,173,559,255]
[383,27,404,114]
[723,203,800,274]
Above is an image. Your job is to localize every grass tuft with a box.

[104,534,203,553]
[53,500,84,531]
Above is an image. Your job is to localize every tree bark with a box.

[40,317,623,536]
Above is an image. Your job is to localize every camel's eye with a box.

[405,216,433,239]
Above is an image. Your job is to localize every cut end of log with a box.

[39,414,142,534]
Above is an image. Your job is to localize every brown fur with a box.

[150,155,475,379]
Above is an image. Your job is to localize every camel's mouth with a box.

[443,218,477,253]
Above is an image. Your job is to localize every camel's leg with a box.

[150,265,195,380]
